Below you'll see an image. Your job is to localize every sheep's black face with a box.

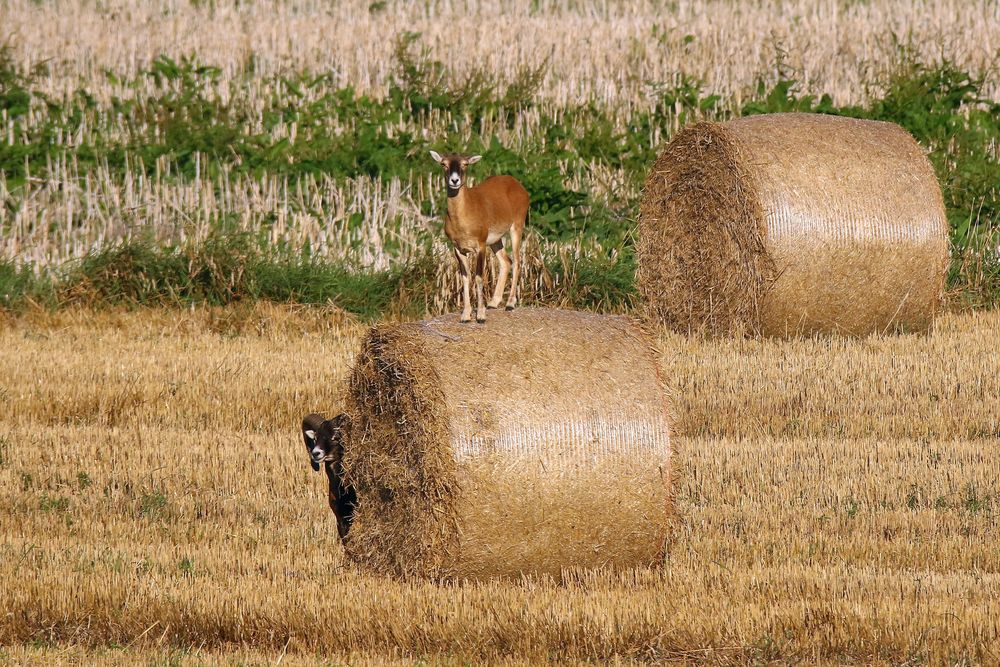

[301,413,330,471]
[300,413,356,540]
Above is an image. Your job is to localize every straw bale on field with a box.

[637,112,950,336]
[339,308,672,580]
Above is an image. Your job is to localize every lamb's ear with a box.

[429,150,443,163]
[467,155,482,164]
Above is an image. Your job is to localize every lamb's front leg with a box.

[456,248,473,323]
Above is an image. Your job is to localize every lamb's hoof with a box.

[476,314,487,324]
[460,315,472,323]
[505,305,516,311]
[486,304,499,310]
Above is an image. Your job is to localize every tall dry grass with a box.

[1,306,997,664]
[2,0,997,106]
[0,166,435,270]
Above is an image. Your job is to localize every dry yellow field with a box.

[4,0,997,106]
[1,305,998,665]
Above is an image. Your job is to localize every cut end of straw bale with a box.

[638,112,950,337]
[341,308,672,580]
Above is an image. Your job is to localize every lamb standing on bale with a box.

[331,308,673,580]
[637,112,950,337]
[430,150,530,324]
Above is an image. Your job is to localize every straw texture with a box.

[637,112,950,336]
[341,308,672,580]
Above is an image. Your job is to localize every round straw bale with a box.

[637,112,950,336]
[340,308,672,580]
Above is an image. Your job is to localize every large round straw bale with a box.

[340,308,672,580]
[637,112,950,336]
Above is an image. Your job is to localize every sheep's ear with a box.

[467,155,482,164]
[304,429,316,442]
[429,150,443,162]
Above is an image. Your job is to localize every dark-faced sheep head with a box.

[301,412,355,539]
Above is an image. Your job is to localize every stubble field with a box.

[0,305,997,665]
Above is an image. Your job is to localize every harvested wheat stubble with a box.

[340,307,672,580]
[637,112,950,337]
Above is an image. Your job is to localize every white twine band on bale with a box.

[637,112,950,337]
[339,308,673,580]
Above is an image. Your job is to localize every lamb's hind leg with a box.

[474,245,487,323]
[487,239,510,309]
[506,226,522,311]
[455,248,473,323]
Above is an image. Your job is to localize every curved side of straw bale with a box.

[342,308,672,580]
[638,112,950,336]
[637,122,776,335]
